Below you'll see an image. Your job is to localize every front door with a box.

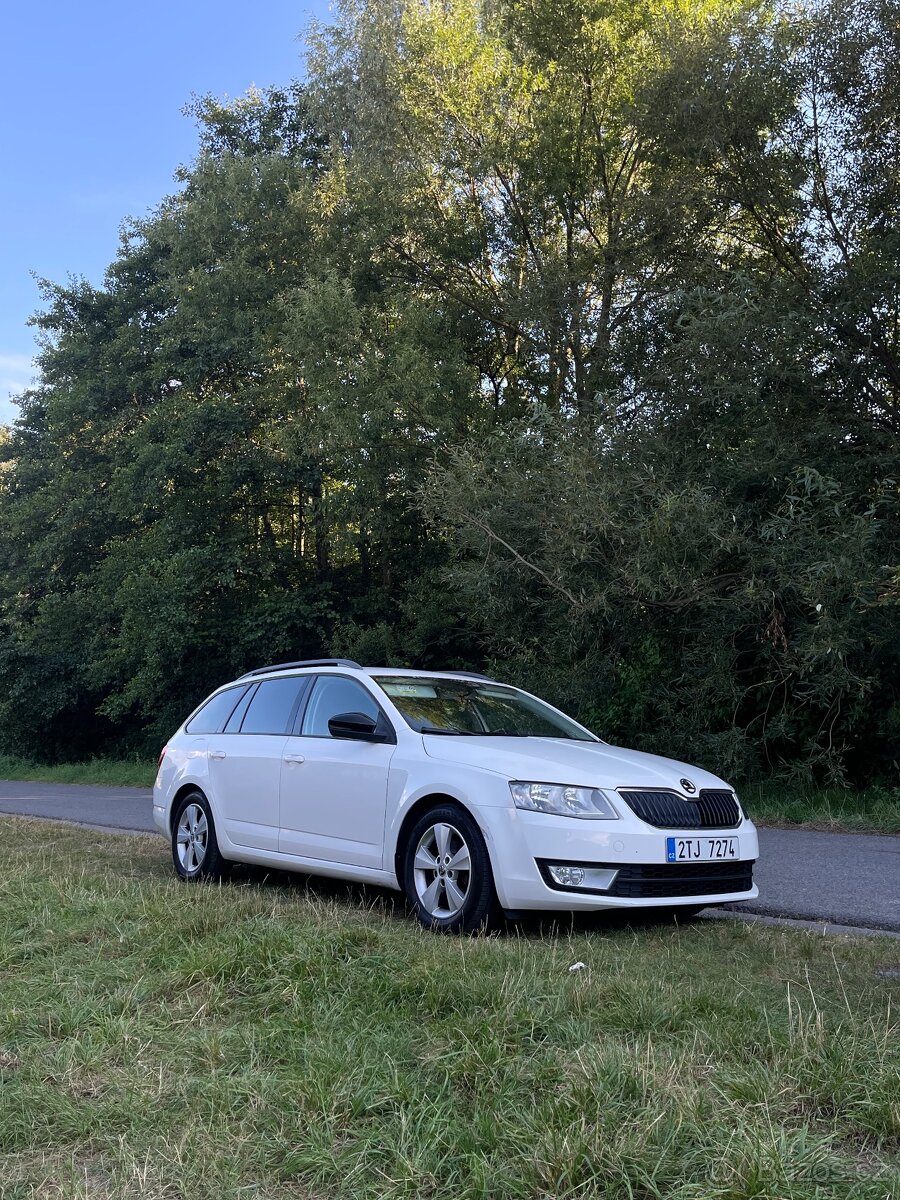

[278,674,395,868]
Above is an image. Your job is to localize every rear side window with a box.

[240,676,310,735]
[223,685,257,732]
[185,686,248,734]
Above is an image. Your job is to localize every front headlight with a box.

[509,782,620,819]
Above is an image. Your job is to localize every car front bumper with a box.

[477,804,759,912]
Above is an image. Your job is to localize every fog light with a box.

[548,865,585,887]
[544,864,619,892]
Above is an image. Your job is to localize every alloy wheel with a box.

[413,821,472,918]
[176,803,208,875]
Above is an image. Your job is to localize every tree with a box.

[0,0,896,784]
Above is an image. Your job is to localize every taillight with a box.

[157,746,168,770]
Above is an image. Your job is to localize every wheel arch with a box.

[168,782,208,834]
[392,792,481,884]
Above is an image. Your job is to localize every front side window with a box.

[301,676,381,737]
[373,677,596,740]
[185,686,249,734]
[240,677,310,735]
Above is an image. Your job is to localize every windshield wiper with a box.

[420,726,475,735]
[477,729,530,736]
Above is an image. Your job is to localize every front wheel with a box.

[402,804,500,933]
[171,790,230,882]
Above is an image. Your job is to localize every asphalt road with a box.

[732,827,900,932]
[0,780,155,834]
[1,781,898,932]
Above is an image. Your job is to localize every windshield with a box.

[373,676,597,740]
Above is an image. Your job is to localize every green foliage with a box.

[0,0,897,786]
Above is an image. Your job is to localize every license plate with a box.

[666,836,740,863]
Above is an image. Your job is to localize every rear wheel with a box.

[402,804,500,933]
[171,790,229,882]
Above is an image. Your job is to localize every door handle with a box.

[283,753,305,764]
[209,749,227,760]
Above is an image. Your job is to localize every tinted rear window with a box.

[224,685,257,732]
[185,686,248,734]
[240,676,310,735]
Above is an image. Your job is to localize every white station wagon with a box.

[154,660,759,931]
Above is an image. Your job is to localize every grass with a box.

[0,819,897,1199]
[741,783,900,835]
[0,755,155,789]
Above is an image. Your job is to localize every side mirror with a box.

[327,711,386,742]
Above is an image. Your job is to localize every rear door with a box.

[208,675,311,851]
[278,674,396,868]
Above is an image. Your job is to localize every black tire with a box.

[171,790,230,882]
[402,803,500,933]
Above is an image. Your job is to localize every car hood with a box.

[422,736,730,792]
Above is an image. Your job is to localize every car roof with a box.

[364,667,496,681]
[233,663,497,684]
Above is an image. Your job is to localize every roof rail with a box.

[239,658,362,679]
[446,670,494,681]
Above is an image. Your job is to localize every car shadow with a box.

[225,862,710,938]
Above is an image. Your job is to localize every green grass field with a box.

[740,783,900,835]
[0,819,897,1199]
[0,755,155,789]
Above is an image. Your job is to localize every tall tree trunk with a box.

[311,475,329,579]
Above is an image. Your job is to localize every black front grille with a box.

[610,859,754,899]
[619,788,741,829]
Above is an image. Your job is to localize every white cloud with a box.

[0,353,35,425]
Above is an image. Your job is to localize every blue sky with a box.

[1,0,330,424]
